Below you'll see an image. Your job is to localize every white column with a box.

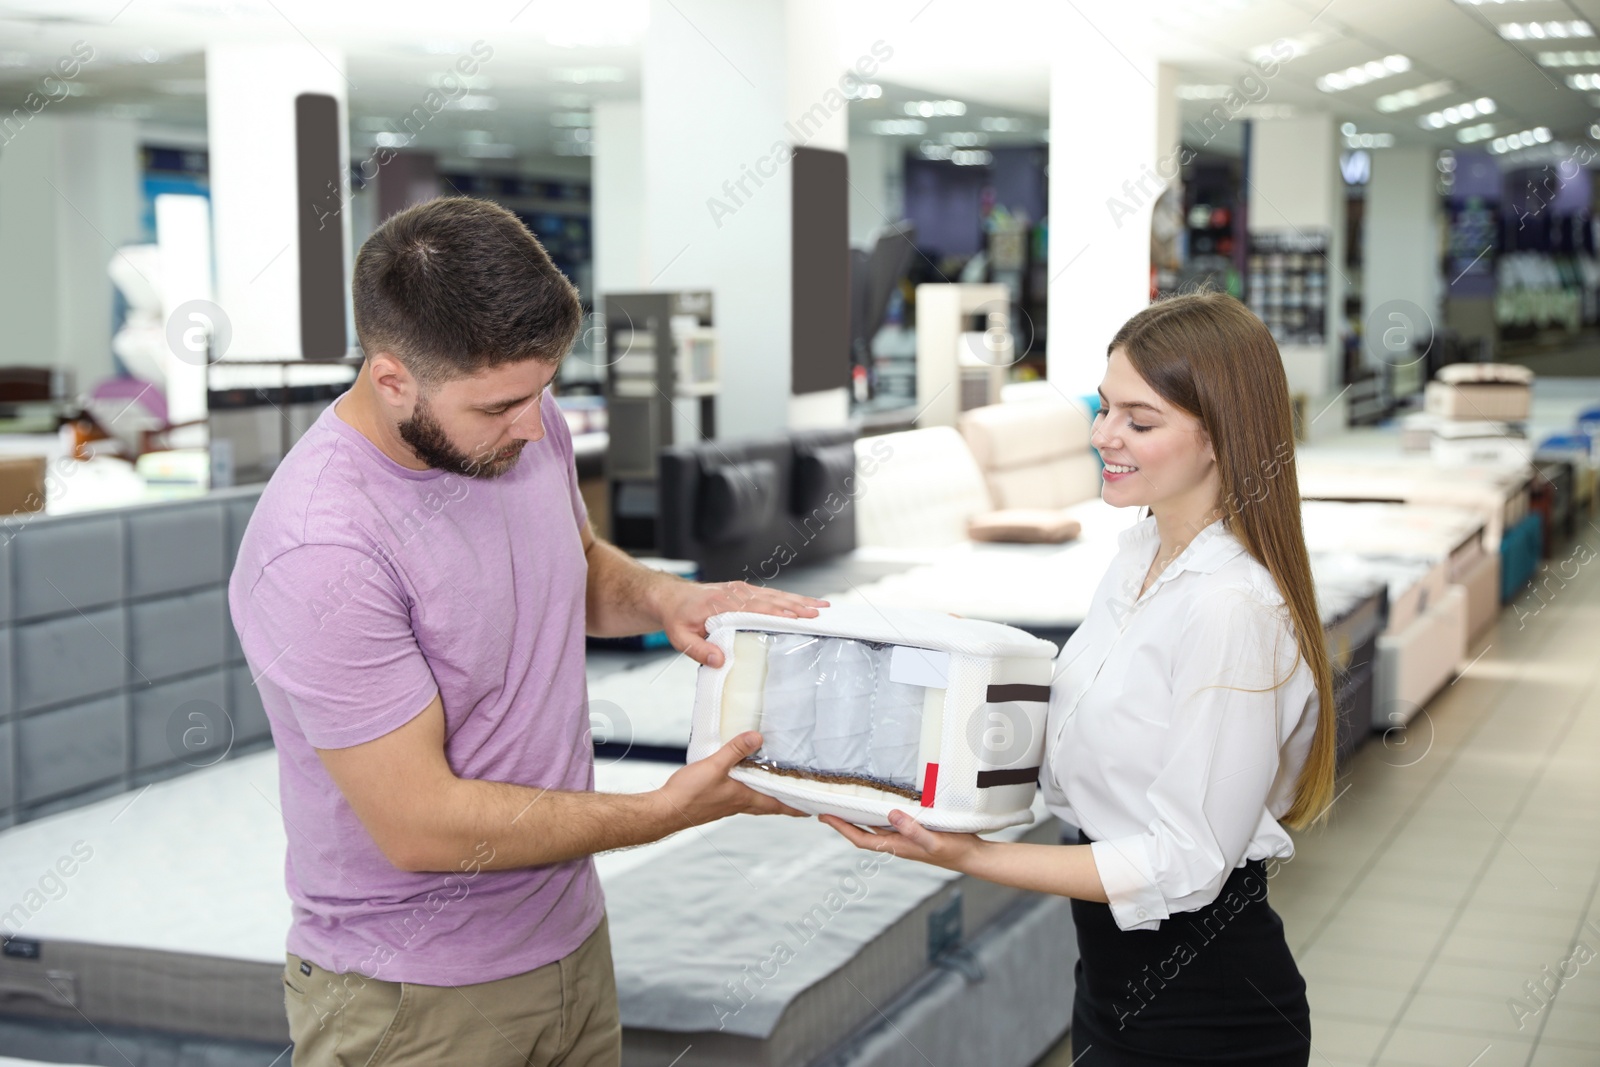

[1362,147,1440,363]
[1248,113,1346,431]
[592,100,648,295]
[207,42,350,360]
[0,115,139,393]
[1047,1,1159,397]
[641,0,858,436]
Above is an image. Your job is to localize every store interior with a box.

[0,1,1597,1065]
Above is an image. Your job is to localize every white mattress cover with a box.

[1300,500,1486,570]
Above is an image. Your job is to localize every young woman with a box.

[822,292,1336,1065]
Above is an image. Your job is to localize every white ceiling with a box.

[0,0,1592,167]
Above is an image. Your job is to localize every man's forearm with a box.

[583,535,680,637]
[398,776,689,872]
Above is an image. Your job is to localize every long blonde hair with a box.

[1108,291,1337,829]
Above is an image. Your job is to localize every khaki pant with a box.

[283,915,620,1067]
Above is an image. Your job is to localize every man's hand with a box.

[820,810,984,873]
[654,731,806,829]
[656,580,828,667]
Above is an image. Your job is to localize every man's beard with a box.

[398,392,525,479]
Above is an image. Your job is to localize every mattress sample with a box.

[689,606,1058,832]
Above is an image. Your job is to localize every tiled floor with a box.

[1038,515,1600,1066]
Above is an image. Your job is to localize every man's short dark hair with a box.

[353,197,581,385]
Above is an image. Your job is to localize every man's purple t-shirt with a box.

[228,391,600,986]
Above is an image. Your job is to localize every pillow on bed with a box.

[1436,363,1534,386]
[687,604,1058,833]
[967,508,1082,544]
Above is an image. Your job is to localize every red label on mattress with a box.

[920,763,939,807]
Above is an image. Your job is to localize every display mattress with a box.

[0,752,1069,1067]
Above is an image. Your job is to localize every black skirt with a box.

[1070,831,1311,1066]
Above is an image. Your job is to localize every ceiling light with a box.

[550,111,592,127]
[979,117,1028,132]
[845,83,882,100]
[952,149,992,166]
[870,118,927,135]
[1248,30,1335,65]
[941,131,988,147]
[1317,55,1411,92]
[1499,21,1593,40]
[1375,80,1454,112]
[903,99,966,117]
[429,73,490,91]
[445,95,498,111]
[1344,132,1395,148]
[1341,121,1357,135]
[1488,126,1552,153]
[1421,98,1497,127]
[550,66,625,83]
[1457,123,1495,143]
[1566,72,1600,89]
[1538,50,1600,66]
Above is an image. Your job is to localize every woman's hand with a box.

[819,810,984,873]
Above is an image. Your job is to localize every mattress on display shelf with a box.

[1373,585,1468,724]
[1300,500,1488,583]
[1297,455,1532,549]
[1311,552,1445,635]
[822,498,1134,639]
[607,771,1069,1067]
[0,752,1067,1066]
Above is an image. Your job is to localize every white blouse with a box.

[1042,514,1319,932]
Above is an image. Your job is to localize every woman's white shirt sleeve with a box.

[1042,517,1319,932]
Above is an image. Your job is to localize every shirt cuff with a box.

[1090,836,1171,932]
